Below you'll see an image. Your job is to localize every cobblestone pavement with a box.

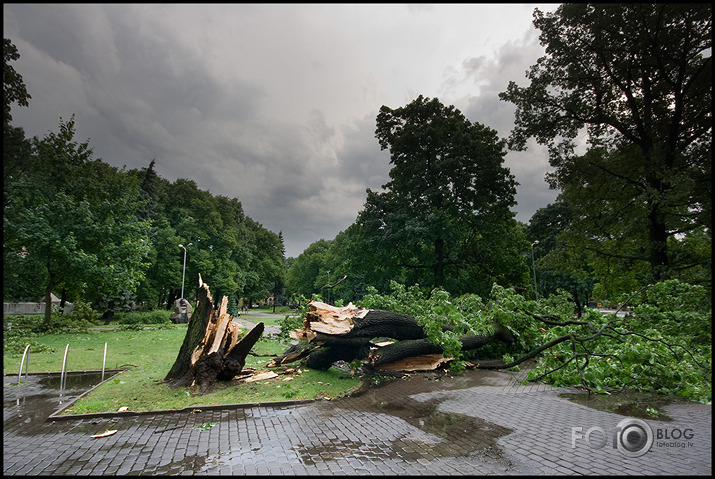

[4,364,711,476]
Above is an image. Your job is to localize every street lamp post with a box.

[178,243,192,300]
[531,240,539,301]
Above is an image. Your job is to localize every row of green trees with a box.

[4,4,711,323]
[4,40,286,324]
[287,4,711,308]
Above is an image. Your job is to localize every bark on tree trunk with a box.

[102,310,114,325]
[270,300,514,372]
[44,275,55,326]
[165,274,264,392]
[59,288,67,316]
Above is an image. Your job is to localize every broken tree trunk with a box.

[165,274,264,392]
[269,300,514,372]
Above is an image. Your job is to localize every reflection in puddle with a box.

[37,372,110,390]
[153,453,207,475]
[297,439,389,465]
[3,371,120,428]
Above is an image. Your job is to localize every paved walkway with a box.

[4,364,711,475]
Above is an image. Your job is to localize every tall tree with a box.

[3,117,151,323]
[285,239,333,298]
[500,4,712,283]
[527,201,595,315]
[3,38,30,126]
[3,38,32,207]
[355,95,524,296]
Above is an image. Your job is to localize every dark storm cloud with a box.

[4,3,558,257]
[458,32,559,222]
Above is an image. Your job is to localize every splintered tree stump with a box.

[269,300,515,372]
[165,274,264,392]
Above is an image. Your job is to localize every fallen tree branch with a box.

[271,300,514,371]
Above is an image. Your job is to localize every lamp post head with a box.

[178,244,184,249]
[532,240,539,247]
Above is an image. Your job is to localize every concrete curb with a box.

[48,397,323,421]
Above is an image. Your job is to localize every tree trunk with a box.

[165,274,264,392]
[102,310,114,325]
[270,300,514,371]
[44,275,54,326]
[166,289,177,311]
[59,288,67,316]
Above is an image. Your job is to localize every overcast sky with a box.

[4,3,559,257]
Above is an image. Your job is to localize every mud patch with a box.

[295,368,515,467]
[559,390,691,421]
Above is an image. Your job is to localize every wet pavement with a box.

[3,362,711,476]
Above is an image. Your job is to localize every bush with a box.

[529,279,711,402]
[65,300,100,324]
[3,330,55,355]
[31,302,99,334]
[3,314,44,332]
[278,295,313,339]
[115,309,171,325]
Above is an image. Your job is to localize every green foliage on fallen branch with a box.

[359,279,711,402]
[529,280,711,402]
[361,282,498,373]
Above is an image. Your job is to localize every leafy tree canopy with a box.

[354,95,526,296]
[3,117,152,324]
[3,38,30,126]
[500,4,712,285]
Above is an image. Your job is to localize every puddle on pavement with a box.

[3,371,120,429]
[298,439,390,466]
[559,390,690,421]
[294,368,515,468]
[5,367,523,474]
[154,453,208,475]
[244,406,294,418]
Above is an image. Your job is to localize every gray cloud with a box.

[458,31,559,222]
[4,3,558,257]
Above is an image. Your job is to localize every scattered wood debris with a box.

[241,371,279,382]
[374,353,452,372]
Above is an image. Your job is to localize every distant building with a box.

[3,293,73,315]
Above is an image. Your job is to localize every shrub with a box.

[30,302,99,334]
[64,300,100,324]
[278,295,313,339]
[3,330,55,355]
[115,309,171,325]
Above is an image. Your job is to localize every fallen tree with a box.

[268,301,515,371]
[268,280,711,402]
[165,275,264,392]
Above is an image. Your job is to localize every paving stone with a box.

[4,368,711,476]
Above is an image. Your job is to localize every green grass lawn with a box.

[3,322,361,415]
[235,311,293,327]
